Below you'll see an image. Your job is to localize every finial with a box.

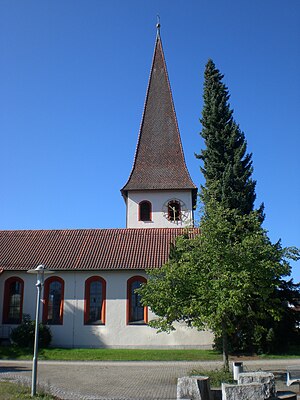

[156,15,161,36]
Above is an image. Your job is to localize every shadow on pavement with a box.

[0,365,31,373]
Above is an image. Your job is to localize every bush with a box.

[191,368,234,387]
[10,314,52,348]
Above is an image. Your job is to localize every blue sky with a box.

[1,1,299,281]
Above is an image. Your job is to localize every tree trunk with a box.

[222,324,229,372]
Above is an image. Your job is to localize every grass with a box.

[0,381,56,399]
[0,346,222,361]
[190,368,234,387]
[258,345,300,359]
[1,345,300,362]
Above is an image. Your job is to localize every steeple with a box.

[121,30,197,202]
[122,27,197,229]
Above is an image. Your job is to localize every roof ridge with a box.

[0,227,199,234]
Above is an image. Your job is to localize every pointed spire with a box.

[121,28,197,204]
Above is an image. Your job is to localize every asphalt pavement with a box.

[1,358,300,399]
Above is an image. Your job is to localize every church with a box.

[0,27,213,349]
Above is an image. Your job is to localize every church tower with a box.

[121,26,197,228]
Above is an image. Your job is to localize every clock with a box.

[162,199,189,223]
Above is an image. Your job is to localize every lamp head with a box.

[35,264,45,272]
[27,265,53,285]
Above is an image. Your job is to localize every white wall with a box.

[127,190,194,228]
[0,270,213,348]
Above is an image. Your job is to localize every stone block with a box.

[177,376,211,400]
[238,371,276,398]
[222,382,265,400]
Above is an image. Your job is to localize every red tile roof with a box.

[121,34,197,204]
[0,228,199,271]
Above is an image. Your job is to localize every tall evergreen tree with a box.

[195,59,299,355]
[196,59,258,215]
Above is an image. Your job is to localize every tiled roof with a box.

[121,33,197,201]
[0,228,199,271]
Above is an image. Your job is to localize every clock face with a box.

[162,199,189,222]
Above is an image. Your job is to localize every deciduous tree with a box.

[139,201,295,369]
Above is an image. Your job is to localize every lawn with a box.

[0,346,221,361]
[1,345,300,361]
[0,381,55,399]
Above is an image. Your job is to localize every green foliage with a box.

[139,200,296,369]
[191,368,234,387]
[253,325,268,354]
[191,58,300,361]
[0,381,54,399]
[266,328,275,353]
[139,58,299,371]
[196,59,259,217]
[10,314,52,348]
[213,278,300,354]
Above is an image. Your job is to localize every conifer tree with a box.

[195,60,300,355]
[196,59,258,215]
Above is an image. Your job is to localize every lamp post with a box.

[27,265,53,397]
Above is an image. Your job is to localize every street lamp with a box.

[27,265,53,397]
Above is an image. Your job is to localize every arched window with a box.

[2,277,24,324]
[139,201,152,222]
[84,276,106,325]
[43,276,64,325]
[127,276,147,324]
[168,200,181,221]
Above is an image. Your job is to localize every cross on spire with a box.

[156,15,161,37]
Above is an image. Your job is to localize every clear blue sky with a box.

[1,1,299,281]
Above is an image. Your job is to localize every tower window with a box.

[139,201,152,221]
[168,200,181,221]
